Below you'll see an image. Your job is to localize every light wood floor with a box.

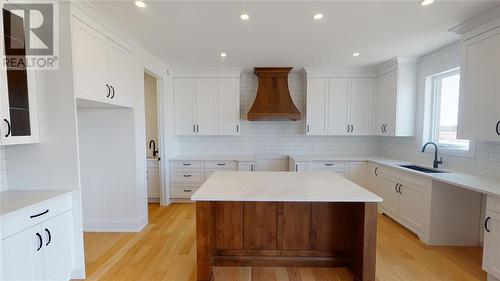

[82,203,486,281]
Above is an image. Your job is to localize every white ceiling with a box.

[91,1,500,68]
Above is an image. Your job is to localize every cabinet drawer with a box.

[487,195,500,214]
[172,185,199,199]
[309,161,349,171]
[204,161,237,170]
[170,161,203,169]
[171,170,204,184]
[1,193,73,239]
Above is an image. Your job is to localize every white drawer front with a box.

[172,170,204,184]
[170,161,203,169]
[172,185,199,199]
[204,161,237,170]
[309,161,349,172]
[487,195,500,213]
[1,194,73,239]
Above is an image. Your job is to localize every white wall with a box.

[175,70,381,170]
[77,108,139,231]
[0,147,7,191]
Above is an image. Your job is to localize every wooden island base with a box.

[196,201,377,281]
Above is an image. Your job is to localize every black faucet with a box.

[421,142,442,168]
[149,140,159,157]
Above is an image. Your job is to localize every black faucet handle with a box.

[438,156,443,164]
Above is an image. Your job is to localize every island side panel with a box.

[282,202,312,250]
[346,202,377,281]
[196,202,215,281]
[215,202,244,250]
[310,203,348,251]
[243,202,278,250]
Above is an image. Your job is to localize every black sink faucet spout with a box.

[149,140,159,157]
[421,142,442,169]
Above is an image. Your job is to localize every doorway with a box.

[144,71,162,204]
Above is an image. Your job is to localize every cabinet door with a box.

[0,9,38,145]
[350,78,373,135]
[374,71,397,136]
[306,78,328,135]
[107,40,133,107]
[71,17,108,104]
[399,182,427,234]
[174,79,196,135]
[292,162,309,172]
[1,225,44,281]
[379,174,400,215]
[483,210,500,279]
[327,78,350,135]
[147,167,160,199]
[217,78,240,135]
[238,162,255,172]
[195,79,217,135]
[349,162,367,187]
[42,211,75,281]
[366,164,380,195]
[458,27,500,141]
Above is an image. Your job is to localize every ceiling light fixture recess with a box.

[420,0,434,6]
[240,14,249,20]
[352,52,360,57]
[313,13,323,20]
[220,53,227,57]
[135,1,146,8]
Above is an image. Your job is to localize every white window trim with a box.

[423,68,476,158]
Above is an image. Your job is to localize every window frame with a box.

[425,68,475,157]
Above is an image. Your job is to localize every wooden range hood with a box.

[247,67,301,121]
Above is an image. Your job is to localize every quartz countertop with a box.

[289,155,500,197]
[169,154,255,162]
[0,189,74,217]
[191,171,382,202]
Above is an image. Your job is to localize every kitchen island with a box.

[191,172,382,281]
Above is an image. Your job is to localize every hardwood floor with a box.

[82,203,486,281]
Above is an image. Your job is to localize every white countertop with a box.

[290,155,500,197]
[169,154,255,162]
[0,189,74,217]
[191,171,382,202]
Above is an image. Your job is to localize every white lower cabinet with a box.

[379,174,401,215]
[483,197,500,279]
[1,210,75,281]
[147,159,160,201]
[366,163,380,194]
[170,159,255,200]
[348,162,367,187]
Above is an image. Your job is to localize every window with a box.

[429,69,469,151]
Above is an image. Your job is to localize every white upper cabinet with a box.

[0,8,39,145]
[195,79,217,135]
[306,74,373,136]
[173,76,240,136]
[217,79,240,135]
[456,26,500,141]
[306,78,328,135]
[71,17,133,108]
[373,58,417,137]
[327,78,350,135]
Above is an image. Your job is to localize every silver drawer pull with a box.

[183,189,192,192]
[183,174,192,177]
[324,163,334,166]
[182,163,191,166]
[217,163,226,166]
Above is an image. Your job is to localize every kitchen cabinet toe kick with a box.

[195,201,377,281]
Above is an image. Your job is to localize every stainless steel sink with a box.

[399,165,450,174]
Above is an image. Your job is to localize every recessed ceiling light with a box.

[220,53,227,57]
[135,1,146,8]
[313,13,323,20]
[352,52,360,57]
[240,14,250,21]
[420,0,434,6]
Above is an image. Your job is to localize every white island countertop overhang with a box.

[191,171,382,202]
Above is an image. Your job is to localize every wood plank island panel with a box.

[196,201,377,281]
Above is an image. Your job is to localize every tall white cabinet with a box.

[173,72,241,136]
